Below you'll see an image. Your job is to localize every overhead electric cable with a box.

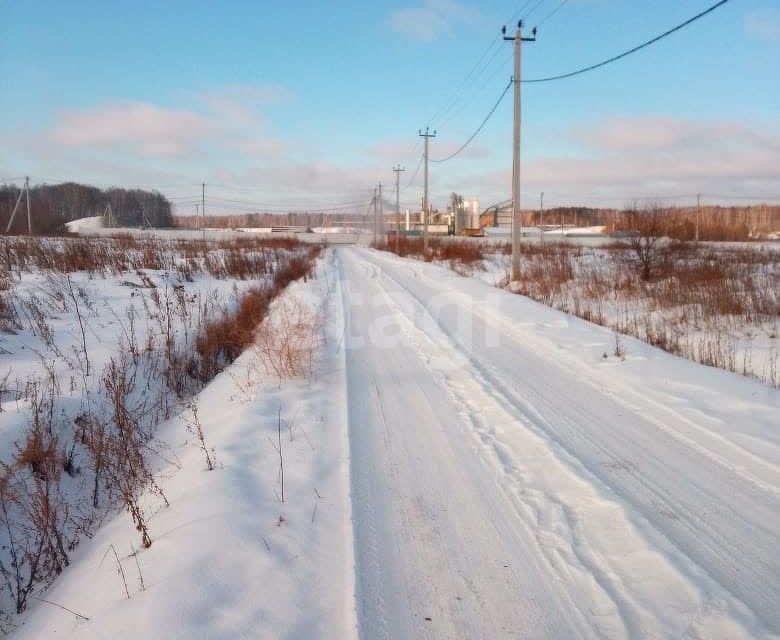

[535,0,570,27]
[523,0,730,83]
[429,37,504,128]
[437,48,514,130]
[509,0,536,23]
[401,154,425,192]
[521,0,550,21]
[426,0,553,131]
[430,79,513,164]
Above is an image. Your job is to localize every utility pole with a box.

[377,182,385,241]
[696,193,701,242]
[539,191,544,244]
[104,202,116,228]
[4,182,25,234]
[393,165,405,253]
[4,177,31,235]
[419,127,436,253]
[202,182,206,241]
[372,186,377,246]
[25,176,31,234]
[503,22,536,282]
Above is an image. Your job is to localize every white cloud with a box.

[745,8,780,42]
[455,115,780,206]
[390,0,479,42]
[575,116,779,154]
[51,103,213,156]
[48,84,292,159]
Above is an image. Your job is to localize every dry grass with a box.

[509,241,780,387]
[0,235,308,279]
[0,234,323,618]
[377,234,779,387]
[195,247,320,380]
[254,296,322,380]
[374,236,486,268]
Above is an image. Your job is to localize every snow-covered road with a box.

[337,247,780,639]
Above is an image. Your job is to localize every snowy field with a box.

[2,241,779,638]
[377,237,780,389]
[0,236,337,635]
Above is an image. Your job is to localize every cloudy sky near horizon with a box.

[1,0,779,214]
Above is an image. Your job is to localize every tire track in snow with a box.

[338,250,596,640]
[352,247,778,638]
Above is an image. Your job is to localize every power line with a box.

[509,0,536,23]
[203,195,370,207]
[436,46,510,130]
[401,154,424,192]
[429,37,504,129]
[521,0,550,22]
[523,0,730,83]
[426,0,552,131]
[431,79,513,164]
[535,0,570,28]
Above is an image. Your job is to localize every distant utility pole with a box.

[372,186,378,245]
[696,193,701,242]
[104,202,116,228]
[4,176,32,235]
[539,191,544,244]
[377,182,385,240]
[25,177,31,234]
[393,164,405,252]
[503,21,536,282]
[419,127,436,253]
[202,182,206,241]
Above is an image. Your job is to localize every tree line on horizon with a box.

[484,203,780,241]
[177,203,780,242]
[0,182,173,235]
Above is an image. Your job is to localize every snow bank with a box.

[64,216,104,233]
[10,252,356,639]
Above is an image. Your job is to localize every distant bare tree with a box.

[624,203,670,281]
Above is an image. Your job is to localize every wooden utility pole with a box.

[25,176,31,234]
[104,202,116,228]
[419,127,436,254]
[377,182,385,241]
[202,182,206,241]
[393,165,405,252]
[696,193,701,242]
[4,177,28,234]
[539,191,544,244]
[503,22,536,281]
[372,186,377,246]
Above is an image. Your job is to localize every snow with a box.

[544,225,608,236]
[470,246,780,388]
[64,216,104,233]
[5,245,779,638]
[338,248,778,638]
[8,253,357,639]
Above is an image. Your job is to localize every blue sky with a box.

[1,0,778,213]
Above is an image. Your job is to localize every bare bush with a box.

[185,403,214,471]
[622,204,671,281]
[254,296,322,380]
[0,381,72,615]
[100,356,167,548]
